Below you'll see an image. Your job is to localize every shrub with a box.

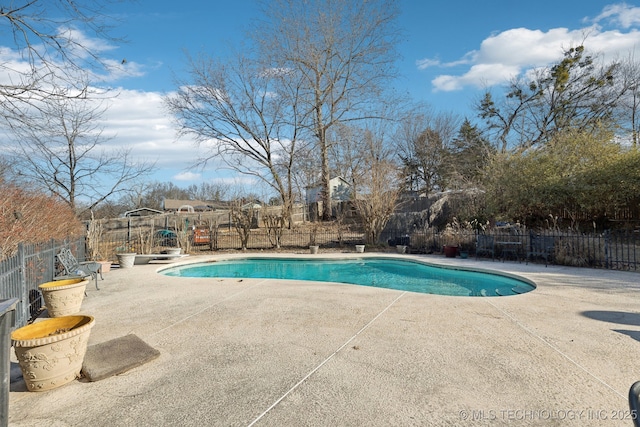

[0,183,84,259]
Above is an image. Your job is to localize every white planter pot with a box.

[117,253,136,268]
[396,245,407,254]
[355,245,365,253]
[165,248,182,258]
[309,245,319,254]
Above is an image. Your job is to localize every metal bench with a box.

[526,232,555,266]
[475,235,495,260]
[496,228,523,262]
[55,248,103,290]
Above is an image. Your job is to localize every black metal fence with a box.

[100,226,640,271]
[0,238,86,328]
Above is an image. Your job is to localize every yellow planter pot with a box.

[11,315,95,391]
[39,278,88,318]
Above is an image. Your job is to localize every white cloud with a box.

[0,27,147,88]
[99,88,205,169]
[591,3,640,28]
[476,27,579,66]
[96,58,146,83]
[416,58,441,70]
[421,4,640,92]
[174,171,201,181]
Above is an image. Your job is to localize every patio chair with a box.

[496,227,523,263]
[526,232,555,267]
[629,381,640,427]
[55,248,103,290]
[475,235,495,260]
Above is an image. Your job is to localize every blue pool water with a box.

[161,257,535,297]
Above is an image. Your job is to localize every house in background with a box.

[305,176,353,220]
[305,176,352,204]
[162,199,213,212]
[122,208,164,217]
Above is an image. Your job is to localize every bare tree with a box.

[397,107,459,194]
[349,122,404,245]
[477,45,625,152]
[4,84,155,214]
[327,123,366,186]
[263,211,285,249]
[255,0,401,220]
[186,182,228,202]
[618,52,640,147]
[230,198,258,251]
[166,54,304,227]
[291,143,320,206]
[0,0,122,109]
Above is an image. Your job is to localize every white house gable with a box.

[305,176,351,203]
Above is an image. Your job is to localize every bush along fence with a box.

[0,238,86,328]
[1,228,638,328]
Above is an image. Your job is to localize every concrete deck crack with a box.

[146,279,269,339]
[247,291,407,427]
[485,299,626,401]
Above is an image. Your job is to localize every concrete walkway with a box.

[8,253,640,426]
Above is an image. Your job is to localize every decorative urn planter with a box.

[396,245,407,254]
[97,261,112,273]
[39,278,88,318]
[443,245,458,258]
[11,315,95,391]
[116,253,136,269]
[309,245,319,254]
[355,245,365,253]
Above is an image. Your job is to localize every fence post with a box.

[17,243,28,328]
[604,230,610,269]
[49,238,56,281]
[0,298,18,427]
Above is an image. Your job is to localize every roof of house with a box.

[163,199,211,211]
[306,176,350,189]
[122,207,164,217]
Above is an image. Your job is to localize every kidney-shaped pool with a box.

[160,257,536,297]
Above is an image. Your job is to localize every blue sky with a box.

[111,0,640,102]
[3,0,640,195]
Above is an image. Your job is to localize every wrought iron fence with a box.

[97,226,640,271]
[0,238,86,328]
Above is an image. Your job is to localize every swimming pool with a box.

[160,257,535,297]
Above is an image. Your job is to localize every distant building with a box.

[162,199,213,212]
[122,207,164,217]
[305,176,351,204]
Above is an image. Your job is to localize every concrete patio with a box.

[7,253,640,426]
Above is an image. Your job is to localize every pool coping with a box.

[156,253,538,297]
